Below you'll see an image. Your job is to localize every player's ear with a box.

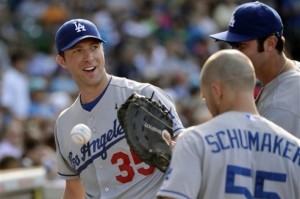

[211,83,222,105]
[56,55,67,69]
[265,35,277,51]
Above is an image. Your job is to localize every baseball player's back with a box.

[157,111,300,199]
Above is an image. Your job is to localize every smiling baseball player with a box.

[156,49,300,199]
[53,19,184,199]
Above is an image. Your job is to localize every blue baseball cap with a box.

[55,19,105,53]
[210,1,283,43]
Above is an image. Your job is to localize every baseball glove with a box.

[117,92,174,172]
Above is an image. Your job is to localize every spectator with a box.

[0,118,25,162]
[29,77,57,120]
[23,137,58,179]
[0,156,21,170]
[0,49,31,120]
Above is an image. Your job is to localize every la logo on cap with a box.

[229,13,236,28]
[73,21,86,33]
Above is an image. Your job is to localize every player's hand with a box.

[162,130,175,150]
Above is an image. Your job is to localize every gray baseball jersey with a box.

[157,111,300,199]
[256,62,300,138]
[54,76,184,199]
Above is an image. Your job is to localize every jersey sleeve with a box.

[54,122,79,180]
[140,85,185,136]
[156,129,203,199]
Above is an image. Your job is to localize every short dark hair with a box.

[257,34,284,53]
[9,49,29,65]
[59,51,65,59]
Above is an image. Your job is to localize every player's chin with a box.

[85,78,102,87]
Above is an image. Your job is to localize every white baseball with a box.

[70,123,92,145]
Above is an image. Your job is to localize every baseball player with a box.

[156,49,300,199]
[54,19,184,199]
[209,1,300,138]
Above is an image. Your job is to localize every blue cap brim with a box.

[61,36,106,52]
[209,31,256,43]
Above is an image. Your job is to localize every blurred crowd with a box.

[0,0,299,180]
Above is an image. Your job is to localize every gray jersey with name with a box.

[54,76,184,199]
[157,111,300,199]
